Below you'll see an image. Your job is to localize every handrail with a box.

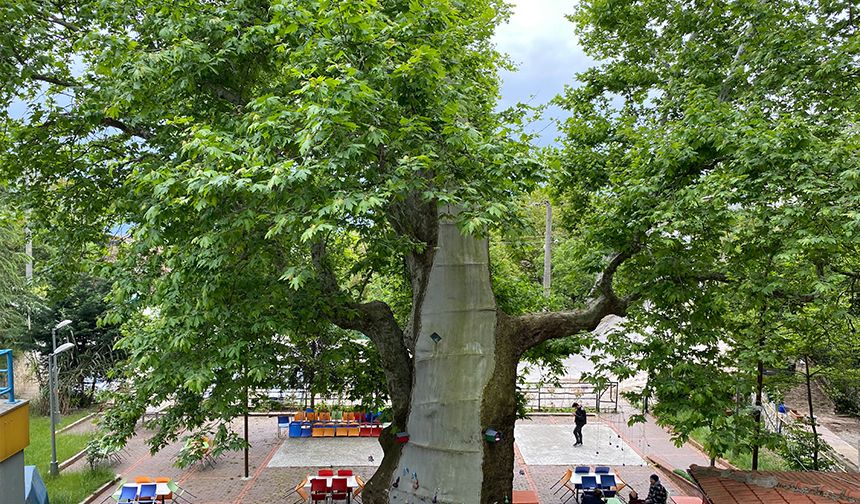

[0,349,14,403]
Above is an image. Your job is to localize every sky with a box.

[493,0,595,145]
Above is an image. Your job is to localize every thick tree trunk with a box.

[351,207,635,503]
[388,208,512,504]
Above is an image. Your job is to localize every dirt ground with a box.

[783,378,860,463]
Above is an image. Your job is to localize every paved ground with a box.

[77,404,709,504]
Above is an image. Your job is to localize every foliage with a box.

[1,0,537,459]
[558,0,860,462]
[13,275,121,409]
[0,198,26,334]
[777,422,838,471]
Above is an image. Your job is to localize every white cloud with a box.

[493,1,595,144]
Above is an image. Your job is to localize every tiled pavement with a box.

[75,404,709,504]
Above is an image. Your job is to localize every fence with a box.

[0,349,15,403]
[520,380,619,413]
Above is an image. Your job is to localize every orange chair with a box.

[288,476,309,504]
[135,476,153,484]
[319,411,331,421]
[312,424,325,437]
[294,411,306,422]
[335,424,350,437]
[343,412,353,422]
[323,423,335,437]
[347,424,360,437]
[306,412,317,421]
[353,475,365,502]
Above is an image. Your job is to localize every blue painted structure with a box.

[0,349,14,403]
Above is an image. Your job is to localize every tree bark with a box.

[323,206,635,503]
[804,357,820,470]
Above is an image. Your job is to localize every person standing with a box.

[644,474,668,504]
[573,402,587,446]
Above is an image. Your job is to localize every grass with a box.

[24,410,116,504]
[690,427,790,471]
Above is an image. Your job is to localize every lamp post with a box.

[49,319,73,476]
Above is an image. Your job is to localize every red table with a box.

[512,489,540,504]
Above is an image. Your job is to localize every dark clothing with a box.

[644,481,668,504]
[581,494,605,504]
[574,407,587,426]
[573,406,587,445]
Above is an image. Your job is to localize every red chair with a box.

[337,469,352,476]
[359,425,373,437]
[310,478,329,503]
[318,469,334,476]
[371,425,382,437]
[330,477,349,503]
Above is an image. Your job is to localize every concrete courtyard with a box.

[77,403,709,504]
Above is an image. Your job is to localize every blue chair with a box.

[574,466,591,474]
[600,474,617,497]
[277,415,291,437]
[595,466,610,474]
[118,485,138,503]
[137,483,157,504]
[580,476,597,490]
[300,421,312,437]
[289,421,302,438]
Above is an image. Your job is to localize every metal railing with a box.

[0,349,15,403]
[520,380,619,412]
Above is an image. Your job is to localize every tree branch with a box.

[513,243,641,352]
[100,118,153,140]
[310,241,412,423]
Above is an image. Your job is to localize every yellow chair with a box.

[335,424,350,437]
[312,423,325,437]
[348,423,360,437]
[323,423,335,437]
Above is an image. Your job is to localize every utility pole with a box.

[543,201,552,298]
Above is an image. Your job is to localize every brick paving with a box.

[76,404,709,504]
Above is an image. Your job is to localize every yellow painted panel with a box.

[0,401,30,463]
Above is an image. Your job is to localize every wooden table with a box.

[512,489,540,504]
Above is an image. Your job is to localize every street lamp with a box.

[49,320,73,476]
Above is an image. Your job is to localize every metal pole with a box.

[49,354,59,476]
[543,201,552,298]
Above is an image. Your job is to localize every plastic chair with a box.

[575,466,591,474]
[286,476,309,504]
[337,469,352,476]
[165,480,195,503]
[312,424,325,437]
[310,478,329,503]
[330,477,349,503]
[359,425,373,437]
[580,476,598,490]
[348,424,360,437]
[301,421,312,437]
[138,483,158,504]
[323,423,336,437]
[595,466,610,474]
[353,475,365,502]
[318,469,334,477]
[117,485,138,503]
[135,477,154,484]
[278,415,291,437]
[600,475,617,497]
[552,468,574,499]
[335,424,350,437]
[294,411,305,422]
[371,425,382,437]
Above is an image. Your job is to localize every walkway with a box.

[79,405,712,503]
